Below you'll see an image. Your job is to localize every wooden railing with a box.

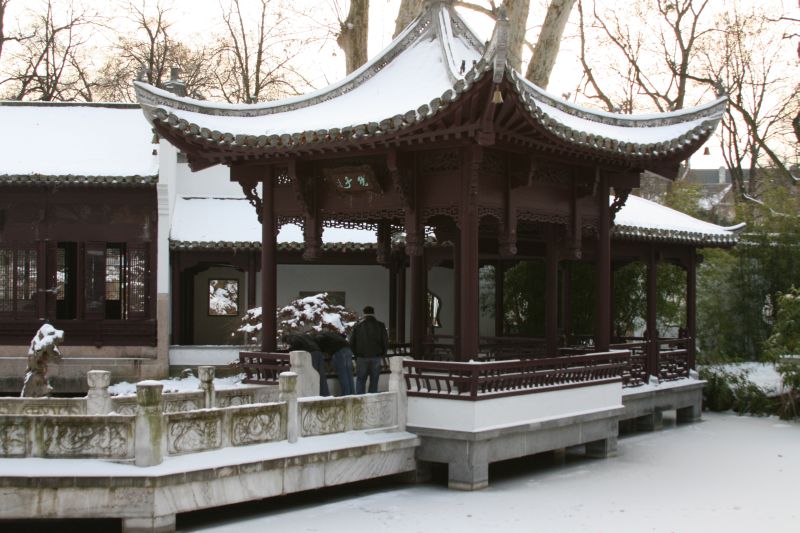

[402,350,628,401]
[610,339,649,387]
[655,337,691,381]
[239,351,291,385]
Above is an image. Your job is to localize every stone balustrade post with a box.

[135,381,166,467]
[198,365,216,408]
[86,370,112,415]
[289,350,318,398]
[280,372,298,443]
[388,356,409,431]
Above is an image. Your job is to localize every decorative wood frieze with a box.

[420,149,460,176]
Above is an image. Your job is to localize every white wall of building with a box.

[274,264,391,321]
[407,381,622,432]
[175,161,247,198]
[192,265,247,345]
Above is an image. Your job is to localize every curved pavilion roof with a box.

[135,1,726,172]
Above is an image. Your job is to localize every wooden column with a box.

[170,252,181,344]
[595,170,611,351]
[261,171,277,353]
[686,250,697,369]
[545,237,559,356]
[646,246,659,377]
[494,262,505,336]
[247,251,257,310]
[457,146,481,361]
[410,254,425,357]
[397,260,406,343]
[389,259,397,342]
[561,263,572,341]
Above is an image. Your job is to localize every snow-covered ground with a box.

[108,374,245,396]
[702,362,784,395]
[179,412,799,533]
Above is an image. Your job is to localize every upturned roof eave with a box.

[136,2,726,166]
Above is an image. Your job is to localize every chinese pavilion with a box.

[134,0,730,366]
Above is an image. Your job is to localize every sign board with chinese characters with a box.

[324,165,378,193]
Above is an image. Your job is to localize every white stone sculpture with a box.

[21,323,64,398]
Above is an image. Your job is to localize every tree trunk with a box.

[337,0,369,74]
[526,0,577,88]
[504,0,530,72]
[394,0,424,38]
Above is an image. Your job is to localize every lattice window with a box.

[84,243,149,320]
[16,249,37,313]
[0,249,12,313]
[0,246,38,316]
[85,242,106,318]
[127,246,148,318]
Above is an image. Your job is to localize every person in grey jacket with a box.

[349,306,388,394]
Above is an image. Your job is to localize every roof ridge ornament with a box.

[490,6,509,85]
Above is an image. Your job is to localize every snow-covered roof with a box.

[135,1,724,164]
[170,197,377,251]
[170,195,738,250]
[612,194,739,245]
[0,101,158,184]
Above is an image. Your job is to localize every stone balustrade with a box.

[0,359,408,465]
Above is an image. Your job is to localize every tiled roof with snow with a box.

[135,2,724,162]
[612,194,739,245]
[170,197,377,251]
[171,195,738,250]
[0,101,158,183]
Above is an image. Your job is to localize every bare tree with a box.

[525,0,575,87]
[95,1,214,101]
[581,0,713,113]
[1,0,98,101]
[0,0,14,61]
[577,0,798,198]
[212,0,315,103]
[336,0,368,74]
[454,0,579,89]
[393,0,424,38]
[689,4,799,195]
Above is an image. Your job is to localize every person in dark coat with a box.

[313,330,355,396]
[283,333,330,396]
[349,306,388,394]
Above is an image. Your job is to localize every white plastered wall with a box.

[407,381,622,432]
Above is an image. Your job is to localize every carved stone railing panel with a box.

[0,398,85,416]
[216,389,257,408]
[163,391,204,413]
[351,393,397,430]
[40,416,134,459]
[0,418,30,457]
[166,411,223,455]
[227,403,286,447]
[299,398,348,437]
[111,397,138,415]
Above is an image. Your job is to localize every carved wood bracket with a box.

[388,149,414,210]
[289,160,323,261]
[610,188,631,224]
[238,178,263,224]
